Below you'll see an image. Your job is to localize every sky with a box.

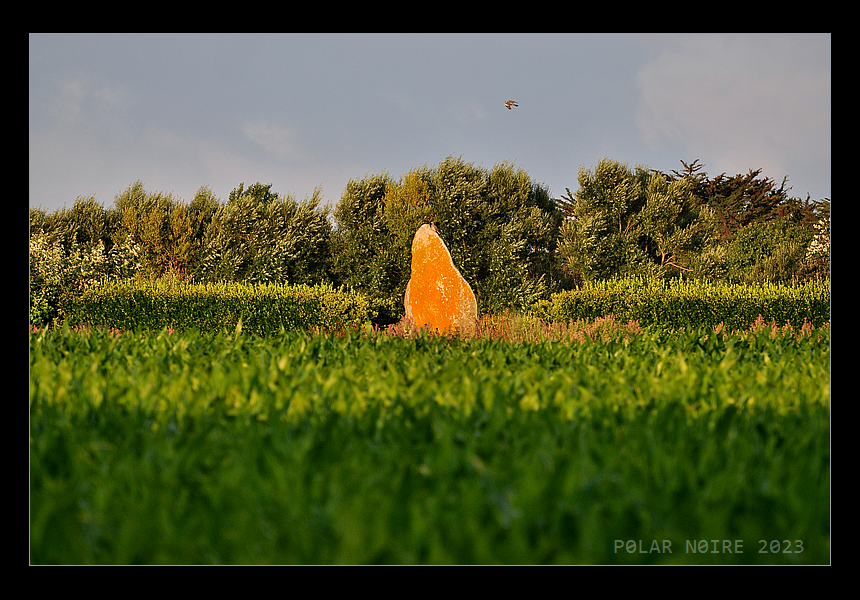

[29,33,831,216]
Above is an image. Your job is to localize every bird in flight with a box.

[504,100,518,110]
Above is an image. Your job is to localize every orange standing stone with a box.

[404,224,478,336]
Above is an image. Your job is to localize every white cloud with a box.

[48,76,129,124]
[634,34,830,180]
[241,120,305,161]
[91,83,127,109]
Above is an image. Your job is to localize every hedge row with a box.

[531,277,830,332]
[60,277,830,337]
[62,280,374,336]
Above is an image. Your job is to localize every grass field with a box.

[29,317,830,564]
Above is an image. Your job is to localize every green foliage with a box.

[725,218,814,284]
[558,159,829,286]
[330,172,402,324]
[453,159,563,314]
[30,326,830,564]
[383,166,435,250]
[635,174,718,276]
[559,159,715,283]
[60,279,372,336]
[194,183,333,286]
[532,276,830,332]
[558,159,648,282]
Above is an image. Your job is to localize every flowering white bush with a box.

[805,217,830,262]
[29,234,142,326]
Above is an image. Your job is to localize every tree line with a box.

[29,156,830,327]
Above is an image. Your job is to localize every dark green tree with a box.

[194,183,332,285]
[670,159,820,241]
[558,159,650,282]
[330,172,402,323]
[462,159,563,313]
[725,217,814,284]
[559,158,718,283]
[634,172,719,278]
[670,160,830,282]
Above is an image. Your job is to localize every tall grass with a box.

[369,311,828,346]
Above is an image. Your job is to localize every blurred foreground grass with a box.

[30,324,830,564]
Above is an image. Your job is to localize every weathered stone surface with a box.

[404,224,478,335]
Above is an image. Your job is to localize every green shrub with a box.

[532,276,830,331]
[61,279,373,336]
